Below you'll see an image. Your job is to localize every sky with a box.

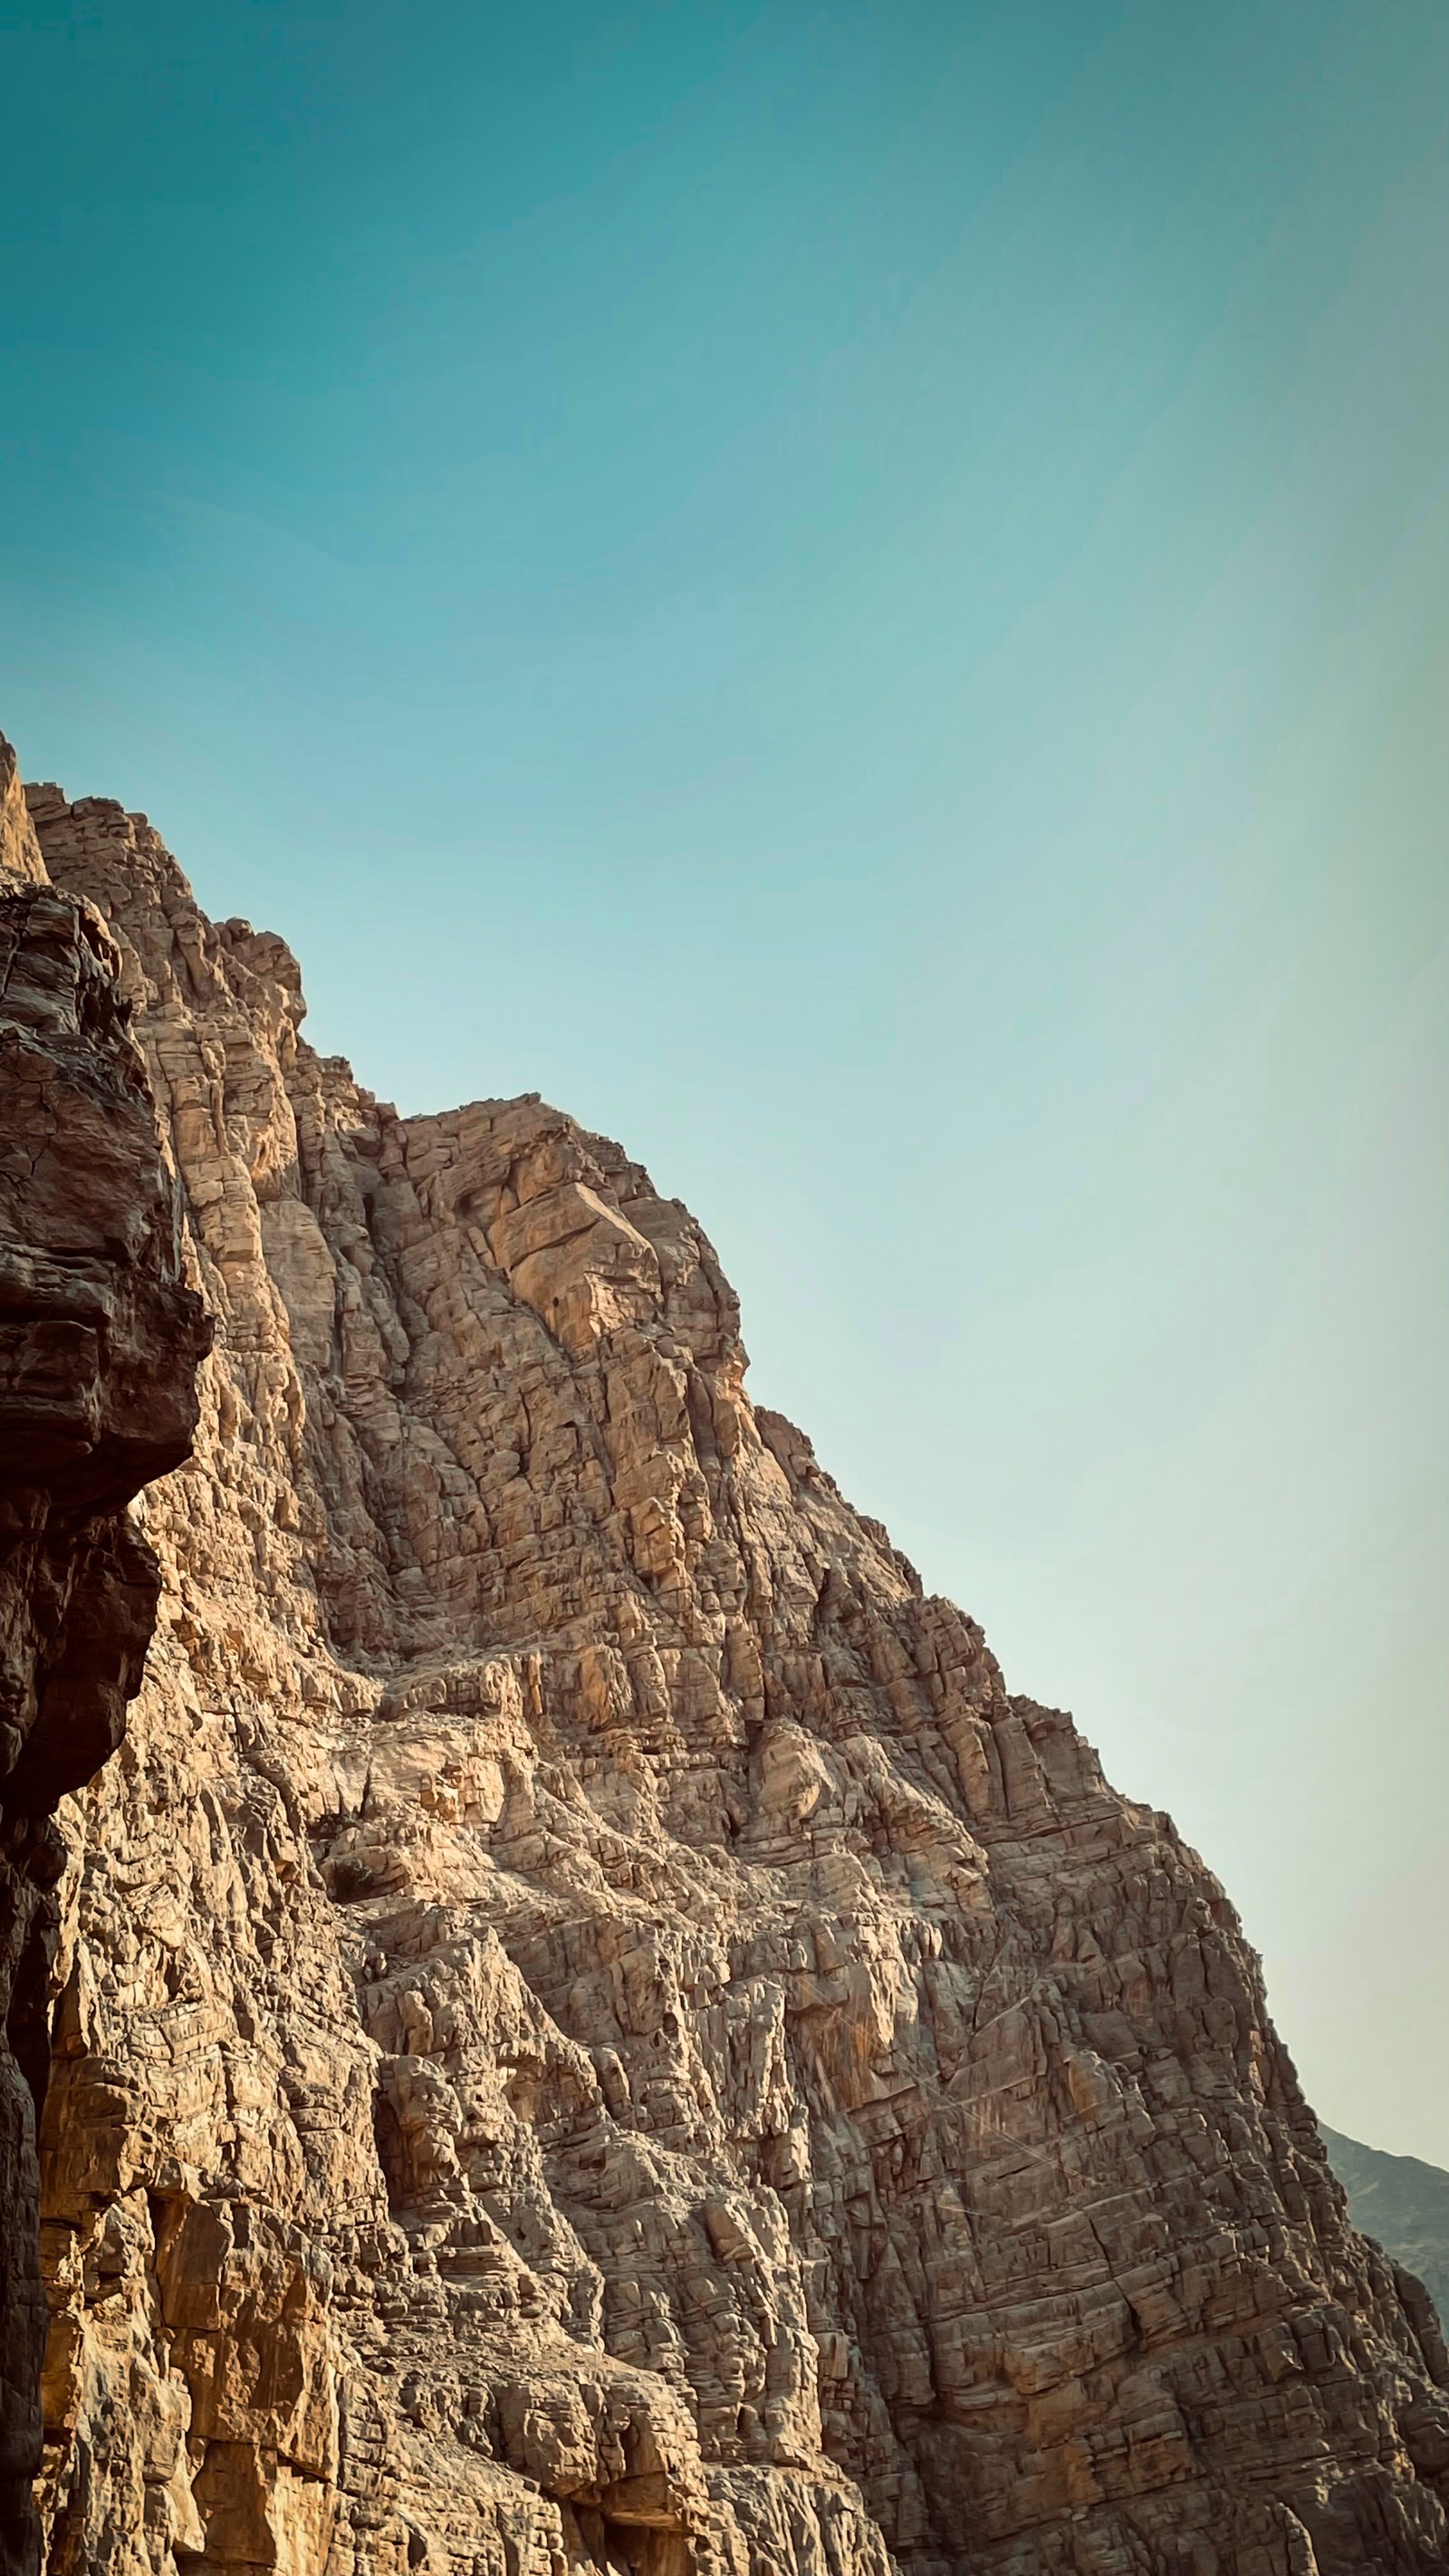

[2,0,1445,2160]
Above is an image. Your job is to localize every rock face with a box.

[1323,2135,1449,2345]
[0,767,209,2576]
[9,752,1449,2576]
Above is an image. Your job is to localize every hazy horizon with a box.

[3,0,1445,2161]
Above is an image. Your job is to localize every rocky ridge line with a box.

[12,739,1449,2576]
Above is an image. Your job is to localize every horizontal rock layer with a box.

[15,762,1449,2576]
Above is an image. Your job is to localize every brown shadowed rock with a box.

[0,757,210,2576]
[13,752,1449,2576]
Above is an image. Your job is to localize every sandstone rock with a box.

[12,758,1449,2575]
[0,765,209,2576]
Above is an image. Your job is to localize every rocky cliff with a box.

[0,744,208,2576]
[5,741,1448,2576]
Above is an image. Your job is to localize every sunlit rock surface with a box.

[15,759,1449,2575]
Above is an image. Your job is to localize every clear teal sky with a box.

[3,3,1446,2158]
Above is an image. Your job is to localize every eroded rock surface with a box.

[16,763,1449,2576]
[0,766,209,2576]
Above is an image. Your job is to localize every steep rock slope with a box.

[21,767,1449,2576]
[1323,2135,1449,2338]
[0,766,208,2576]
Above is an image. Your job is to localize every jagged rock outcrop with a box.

[0,766,209,2576]
[10,750,1449,2576]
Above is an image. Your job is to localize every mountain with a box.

[1324,2129,1449,2331]
[2,732,1446,2576]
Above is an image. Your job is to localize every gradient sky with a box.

[3,2,1445,2158]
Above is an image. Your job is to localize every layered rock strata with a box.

[10,750,1449,2576]
[0,753,208,2576]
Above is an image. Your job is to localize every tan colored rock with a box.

[0,736,45,885]
[14,764,1449,2576]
